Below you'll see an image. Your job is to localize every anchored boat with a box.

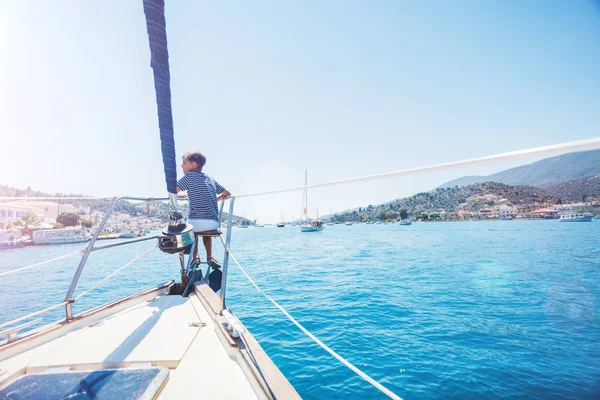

[0,229,24,249]
[31,227,89,245]
[299,170,323,232]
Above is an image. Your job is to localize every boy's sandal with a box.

[191,257,201,268]
[208,258,222,269]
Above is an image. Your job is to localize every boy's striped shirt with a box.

[177,171,225,220]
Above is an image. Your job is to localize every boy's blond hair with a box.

[182,151,206,171]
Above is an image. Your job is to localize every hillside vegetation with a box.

[0,185,253,225]
[329,179,600,223]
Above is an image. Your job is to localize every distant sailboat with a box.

[277,209,285,227]
[299,170,323,232]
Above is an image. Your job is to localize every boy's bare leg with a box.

[193,234,200,260]
[203,236,212,261]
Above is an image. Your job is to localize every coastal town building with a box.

[498,205,517,219]
[530,208,559,219]
[0,203,43,228]
[0,201,90,228]
[477,208,493,219]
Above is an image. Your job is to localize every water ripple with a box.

[1,221,599,399]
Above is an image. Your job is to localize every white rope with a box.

[220,238,402,400]
[236,137,600,198]
[0,249,83,278]
[73,245,157,301]
[0,301,66,330]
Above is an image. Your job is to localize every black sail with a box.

[142,0,177,194]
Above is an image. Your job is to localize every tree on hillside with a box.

[21,213,40,228]
[17,213,41,235]
[385,211,399,220]
[399,208,408,220]
[57,212,80,227]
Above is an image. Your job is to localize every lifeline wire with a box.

[0,196,99,200]
[0,249,83,278]
[74,245,157,301]
[0,246,156,331]
[220,237,403,400]
[0,301,66,331]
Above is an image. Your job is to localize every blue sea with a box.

[1,220,598,399]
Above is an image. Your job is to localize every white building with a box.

[0,201,76,228]
[497,205,517,219]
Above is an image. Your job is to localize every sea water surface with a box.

[0,220,598,399]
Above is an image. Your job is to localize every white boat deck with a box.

[0,284,298,399]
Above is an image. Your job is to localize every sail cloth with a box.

[142,0,177,194]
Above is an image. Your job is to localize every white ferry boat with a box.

[559,212,594,222]
[0,229,24,249]
[32,227,89,245]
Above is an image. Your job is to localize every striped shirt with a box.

[177,172,225,220]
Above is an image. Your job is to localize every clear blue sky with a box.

[1,1,599,222]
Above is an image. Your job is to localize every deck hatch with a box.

[0,367,168,399]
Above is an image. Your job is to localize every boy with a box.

[177,151,231,268]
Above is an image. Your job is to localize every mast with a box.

[304,170,308,222]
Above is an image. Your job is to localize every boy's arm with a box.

[217,189,231,201]
[177,173,189,198]
[214,180,230,201]
[176,186,188,198]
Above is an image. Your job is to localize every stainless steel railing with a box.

[63,195,236,320]
[64,196,169,320]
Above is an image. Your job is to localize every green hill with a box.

[328,179,600,223]
[439,149,600,188]
[538,176,600,203]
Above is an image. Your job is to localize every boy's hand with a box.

[178,193,188,199]
[217,189,232,202]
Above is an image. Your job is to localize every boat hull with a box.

[33,237,89,245]
[559,217,593,222]
[300,226,323,232]
[0,242,24,249]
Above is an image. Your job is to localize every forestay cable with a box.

[236,137,600,198]
[2,137,598,202]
